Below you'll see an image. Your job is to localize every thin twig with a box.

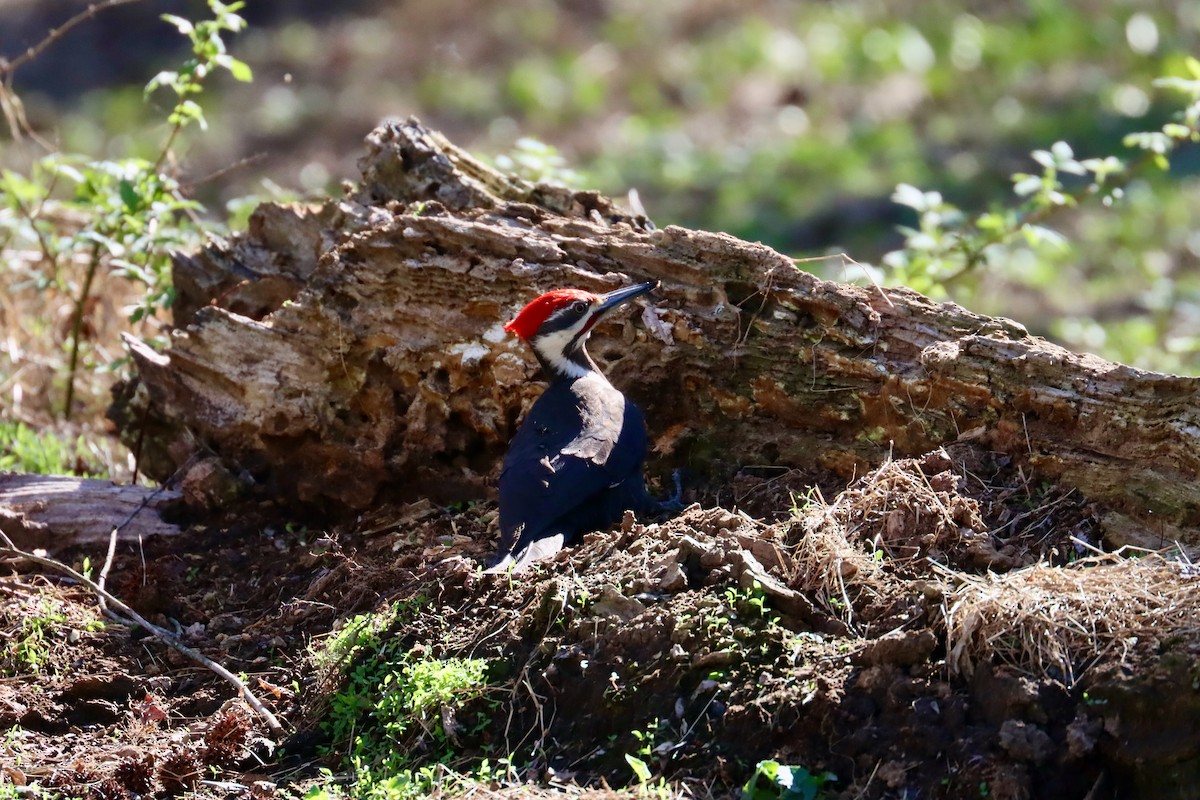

[5,181,58,273]
[795,252,896,309]
[0,531,284,736]
[181,152,267,193]
[63,240,102,419]
[153,119,184,175]
[0,0,147,81]
[96,482,163,616]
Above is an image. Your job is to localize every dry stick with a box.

[63,240,102,419]
[0,0,146,146]
[181,152,268,193]
[0,532,284,736]
[0,0,147,80]
[93,471,169,609]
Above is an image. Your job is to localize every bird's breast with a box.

[560,375,628,464]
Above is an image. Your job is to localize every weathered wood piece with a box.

[0,473,181,551]
[114,118,1200,550]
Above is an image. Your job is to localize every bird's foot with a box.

[655,468,687,515]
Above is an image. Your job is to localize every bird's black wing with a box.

[496,378,645,563]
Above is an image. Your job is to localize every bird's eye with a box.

[570,300,589,315]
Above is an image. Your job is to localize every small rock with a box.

[657,560,688,593]
[998,719,1053,764]
[179,458,243,510]
[878,760,913,790]
[591,586,645,622]
[854,629,937,667]
[208,613,246,634]
[1066,714,1102,759]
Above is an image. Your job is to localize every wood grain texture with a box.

[0,473,181,551]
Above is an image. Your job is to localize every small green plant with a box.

[147,2,254,160]
[1,726,26,771]
[302,785,344,800]
[313,597,422,673]
[316,598,496,798]
[723,581,772,621]
[0,0,253,419]
[2,595,68,676]
[788,487,823,518]
[626,753,653,783]
[630,717,671,757]
[0,422,97,476]
[742,760,835,800]
[624,753,674,798]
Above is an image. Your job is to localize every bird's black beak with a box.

[593,281,658,317]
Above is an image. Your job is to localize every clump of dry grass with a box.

[825,450,993,566]
[785,492,888,625]
[941,553,1200,685]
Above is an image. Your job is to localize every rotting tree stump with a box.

[110,117,1200,552]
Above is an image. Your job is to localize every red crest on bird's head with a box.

[504,289,596,341]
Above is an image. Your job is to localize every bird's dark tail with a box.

[484,533,566,574]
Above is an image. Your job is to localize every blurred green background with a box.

[4,0,1200,376]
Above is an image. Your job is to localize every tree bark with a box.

[112,118,1200,551]
[0,474,181,551]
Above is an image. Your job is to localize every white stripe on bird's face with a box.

[531,309,596,379]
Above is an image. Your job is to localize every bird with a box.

[488,280,661,572]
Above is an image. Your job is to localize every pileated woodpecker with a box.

[489,281,660,572]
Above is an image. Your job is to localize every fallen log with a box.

[0,473,181,551]
[111,118,1200,551]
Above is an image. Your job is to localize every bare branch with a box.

[0,0,147,81]
[0,530,285,737]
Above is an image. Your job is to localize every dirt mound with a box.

[2,448,1197,799]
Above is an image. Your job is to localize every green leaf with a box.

[160,14,194,34]
[47,160,85,185]
[118,180,140,212]
[214,54,254,82]
[1049,140,1075,163]
[1080,156,1124,183]
[1021,223,1069,250]
[1012,175,1042,196]
[891,182,927,211]
[625,754,652,784]
[1163,123,1192,139]
[144,70,180,97]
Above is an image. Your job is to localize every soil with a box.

[2,444,1198,799]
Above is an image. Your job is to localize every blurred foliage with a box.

[3,0,1200,448]
[26,0,1192,374]
[0,421,99,476]
[0,0,251,436]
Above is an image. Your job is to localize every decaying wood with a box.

[112,117,1200,551]
[0,473,181,551]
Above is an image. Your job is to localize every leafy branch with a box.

[884,56,1200,296]
[146,0,253,172]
